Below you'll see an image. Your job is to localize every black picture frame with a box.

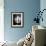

[11,12,24,28]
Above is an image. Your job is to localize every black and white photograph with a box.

[11,12,24,27]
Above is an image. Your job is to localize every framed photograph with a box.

[11,12,24,28]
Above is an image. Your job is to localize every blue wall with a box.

[4,0,40,42]
[40,0,46,27]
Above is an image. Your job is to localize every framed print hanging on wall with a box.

[11,12,24,28]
